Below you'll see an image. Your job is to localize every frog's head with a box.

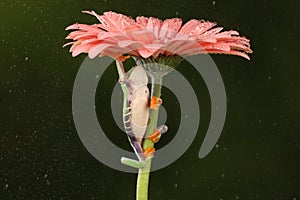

[128,66,148,94]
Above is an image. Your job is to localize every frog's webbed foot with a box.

[118,55,131,62]
[148,125,168,143]
[150,96,162,110]
[143,147,156,159]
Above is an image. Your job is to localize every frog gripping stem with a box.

[116,59,169,169]
[148,125,168,143]
[150,96,162,110]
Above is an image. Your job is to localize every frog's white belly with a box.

[130,86,149,143]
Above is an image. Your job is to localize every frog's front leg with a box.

[150,96,163,110]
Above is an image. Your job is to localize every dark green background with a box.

[1,0,299,199]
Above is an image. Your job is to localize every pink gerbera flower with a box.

[64,11,252,60]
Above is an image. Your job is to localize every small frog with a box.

[116,56,167,168]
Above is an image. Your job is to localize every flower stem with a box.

[136,75,162,200]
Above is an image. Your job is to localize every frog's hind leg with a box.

[148,125,168,143]
[121,136,147,169]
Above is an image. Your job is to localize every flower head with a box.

[64,11,252,60]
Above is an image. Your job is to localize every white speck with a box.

[44,174,48,178]
[268,76,271,80]
[221,173,224,179]
[235,195,239,199]
[174,183,178,188]
[25,57,29,61]
[5,184,8,189]
[185,114,188,119]
[293,198,296,200]
[212,1,216,6]
[215,144,219,148]
[96,74,99,79]
[175,12,179,16]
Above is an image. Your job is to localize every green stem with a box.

[136,75,162,200]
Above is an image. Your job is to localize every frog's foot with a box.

[148,125,168,143]
[148,129,161,143]
[143,147,156,160]
[117,55,131,62]
[150,96,162,110]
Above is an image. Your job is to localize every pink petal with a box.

[88,43,112,58]
[74,33,97,40]
[138,48,156,58]
[143,43,164,52]
[178,19,199,35]
[133,30,156,44]
[195,21,216,35]
[63,42,74,48]
[202,27,223,36]
[159,21,169,39]
[207,49,251,60]
[66,23,100,31]
[174,41,200,55]
[138,43,163,58]
[81,38,101,45]
[166,39,193,54]
[82,10,103,24]
[72,44,95,57]
[201,43,231,52]
[118,40,140,48]
[136,16,149,27]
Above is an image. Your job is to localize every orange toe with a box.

[118,55,130,62]
[150,96,162,110]
[143,147,156,159]
[148,129,161,143]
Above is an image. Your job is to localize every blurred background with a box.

[0,0,299,199]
